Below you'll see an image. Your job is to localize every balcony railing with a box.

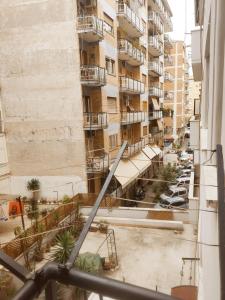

[164,71,174,82]
[160,10,173,33]
[164,34,173,49]
[164,55,174,66]
[149,131,164,145]
[148,0,164,14]
[77,16,104,42]
[148,36,163,57]
[117,3,144,37]
[80,65,106,86]
[120,76,145,94]
[149,110,163,120]
[123,138,146,158]
[149,86,164,98]
[118,39,145,66]
[164,90,174,100]
[148,11,163,34]
[86,151,109,173]
[83,112,107,130]
[148,61,163,76]
[121,111,146,125]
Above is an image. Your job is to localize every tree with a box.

[27,178,40,200]
[27,178,41,224]
[51,231,74,264]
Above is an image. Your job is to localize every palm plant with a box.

[51,231,74,264]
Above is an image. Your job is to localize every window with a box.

[104,13,114,35]
[109,134,118,150]
[142,74,147,85]
[106,58,115,75]
[143,125,148,136]
[107,97,117,113]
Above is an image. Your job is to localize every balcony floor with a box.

[78,31,103,42]
[117,16,143,38]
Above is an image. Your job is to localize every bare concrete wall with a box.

[0,0,87,192]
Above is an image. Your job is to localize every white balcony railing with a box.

[117,3,144,37]
[123,139,146,158]
[86,152,109,173]
[149,86,164,98]
[120,76,145,94]
[148,61,163,76]
[83,112,107,130]
[118,39,145,66]
[80,65,106,86]
[77,16,104,42]
[148,11,163,33]
[149,110,163,120]
[148,36,163,57]
[121,111,146,125]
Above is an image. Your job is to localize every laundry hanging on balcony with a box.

[8,200,24,218]
[0,204,8,221]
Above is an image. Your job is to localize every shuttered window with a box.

[109,134,118,150]
[107,97,117,113]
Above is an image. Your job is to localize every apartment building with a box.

[186,77,201,117]
[190,0,225,299]
[164,41,189,147]
[0,0,173,198]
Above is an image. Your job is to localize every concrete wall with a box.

[0,0,87,195]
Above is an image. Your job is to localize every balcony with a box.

[117,3,144,38]
[149,86,164,98]
[164,55,174,66]
[121,111,146,125]
[148,0,164,14]
[160,11,173,33]
[118,39,144,66]
[148,11,163,34]
[164,90,174,101]
[164,71,174,82]
[148,36,163,57]
[123,139,146,158]
[77,16,104,42]
[86,151,109,173]
[149,131,164,145]
[148,61,163,77]
[149,110,163,120]
[83,112,107,130]
[164,34,173,49]
[119,76,145,94]
[80,65,106,86]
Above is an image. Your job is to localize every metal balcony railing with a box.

[120,76,145,94]
[123,138,146,158]
[164,34,173,48]
[148,36,163,56]
[148,11,163,33]
[117,3,144,37]
[148,61,163,76]
[149,110,163,120]
[83,112,107,130]
[80,65,106,86]
[121,111,146,124]
[164,71,174,82]
[118,39,145,66]
[86,151,109,173]
[149,86,164,98]
[77,16,104,41]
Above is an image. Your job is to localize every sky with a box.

[168,0,195,45]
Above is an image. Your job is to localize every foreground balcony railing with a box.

[164,34,173,49]
[149,86,164,98]
[123,138,146,158]
[148,61,163,76]
[86,151,109,173]
[121,111,146,125]
[118,39,145,66]
[83,112,107,130]
[149,110,163,120]
[77,16,104,42]
[164,71,174,82]
[148,36,163,57]
[117,3,144,37]
[148,11,163,34]
[81,65,106,86]
[120,76,145,94]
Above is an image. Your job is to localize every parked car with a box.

[179,169,192,177]
[179,151,193,162]
[176,177,191,187]
[160,186,188,201]
[155,197,188,209]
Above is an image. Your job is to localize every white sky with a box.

[168,0,195,44]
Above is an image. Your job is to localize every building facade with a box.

[0,0,173,198]
[164,40,189,147]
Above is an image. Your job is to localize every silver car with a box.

[160,186,188,201]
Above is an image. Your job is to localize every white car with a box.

[160,186,188,201]
[155,197,188,209]
[176,177,191,186]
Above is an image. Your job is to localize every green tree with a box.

[51,231,74,264]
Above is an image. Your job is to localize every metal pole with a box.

[17,197,25,231]
[65,142,127,270]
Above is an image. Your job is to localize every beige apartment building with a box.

[164,40,189,147]
[0,0,173,198]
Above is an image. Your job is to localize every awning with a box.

[142,146,157,159]
[157,119,164,131]
[111,160,139,189]
[151,146,162,156]
[131,152,152,173]
[152,98,160,110]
